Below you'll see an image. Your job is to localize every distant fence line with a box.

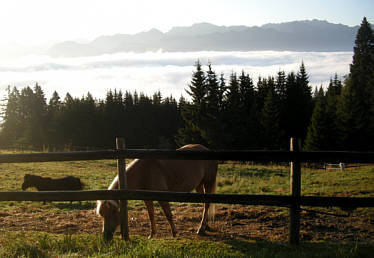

[0,149,373,163]
[0,138,373,245]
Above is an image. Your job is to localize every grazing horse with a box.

[96,144,218,240]
[22,174,84,191]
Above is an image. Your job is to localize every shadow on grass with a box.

[53,201,96,210]
[224,239,374,258]
[1,231,373,258]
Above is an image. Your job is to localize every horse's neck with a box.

[108,175,119,190]
[108,159,138,190]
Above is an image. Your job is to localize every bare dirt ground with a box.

[0,204,373,243]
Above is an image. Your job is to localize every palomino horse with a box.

[96,144,218,240]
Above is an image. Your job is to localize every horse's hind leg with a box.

[158,201,177,237]
[145,201,157,239]
[197,180,216,235]
[197,202,210,235]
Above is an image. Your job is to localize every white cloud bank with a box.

[0,51,352,101]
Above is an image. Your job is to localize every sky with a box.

[0,0,373,46]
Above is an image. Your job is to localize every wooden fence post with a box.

[289,137,301,245]
[116,137,129,240]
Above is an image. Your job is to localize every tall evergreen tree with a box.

[304,87,330,150]
[275,71,288,148]
[338,17,374,150]
[218,73,227,112]
[283,64,313,144]
[176,60,207,146]
[260,88,282,148]
[204,63,223,147]
[223,72,244,148]
[275,71,287,102]
[0,87,22,145]
[350,17,374,105]
[19,84,48,148]
[46,91,63,147]
[239,71,259,147]
[296,62,313,141]
[324,75,343,149]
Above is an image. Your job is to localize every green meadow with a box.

[0,155,373,257]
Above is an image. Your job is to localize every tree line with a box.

[0,87,181,150]
[1,17,373,151]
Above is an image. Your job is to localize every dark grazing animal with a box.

[22,174,84,191]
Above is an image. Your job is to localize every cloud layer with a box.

[0,51,352,100]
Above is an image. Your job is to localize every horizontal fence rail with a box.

[1,190,374,209]
[0,149,374,164]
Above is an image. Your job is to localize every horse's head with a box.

[96,200,120,241]
[22,174,32,190]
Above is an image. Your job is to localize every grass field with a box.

[1,231,374,258]
[0,155,373,257]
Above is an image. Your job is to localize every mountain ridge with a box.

[48,20,359,57]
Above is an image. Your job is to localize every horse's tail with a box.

[207,179,216,222]
[207,161,218,222]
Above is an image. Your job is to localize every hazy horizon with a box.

[0,0,372,46]
[0,17,363,60]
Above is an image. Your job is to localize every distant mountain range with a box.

[48,20,359,57]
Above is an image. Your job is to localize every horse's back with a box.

[177,144,209,151]
[126,144,217,192]
[155,144,217,192]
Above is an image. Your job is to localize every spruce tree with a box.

[324,75,342,149]
[283,64,313,144]
[261,88,282,148]
[239,71,259,147]
[350,17,374,106]
[338,17,374,150]
[224,72,243,148]
[176,60,207,146]
[46,91,63,147]
[304,87,329,150]
[0,87,22,145]
[296,62,313,141]
[19,84,47,148]
[275,71,288,148]
[205,63,223,147]
[218,73,227,112]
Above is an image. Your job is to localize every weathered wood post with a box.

[116,137,129,240]
[289,137,301,245]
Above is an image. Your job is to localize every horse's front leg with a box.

[145,201,157,238]
[159,201,177,237]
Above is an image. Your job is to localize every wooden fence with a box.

[1,138,374,245]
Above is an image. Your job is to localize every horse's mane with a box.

[96,159,138,215]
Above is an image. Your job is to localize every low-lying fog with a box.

[0,50,352,100]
